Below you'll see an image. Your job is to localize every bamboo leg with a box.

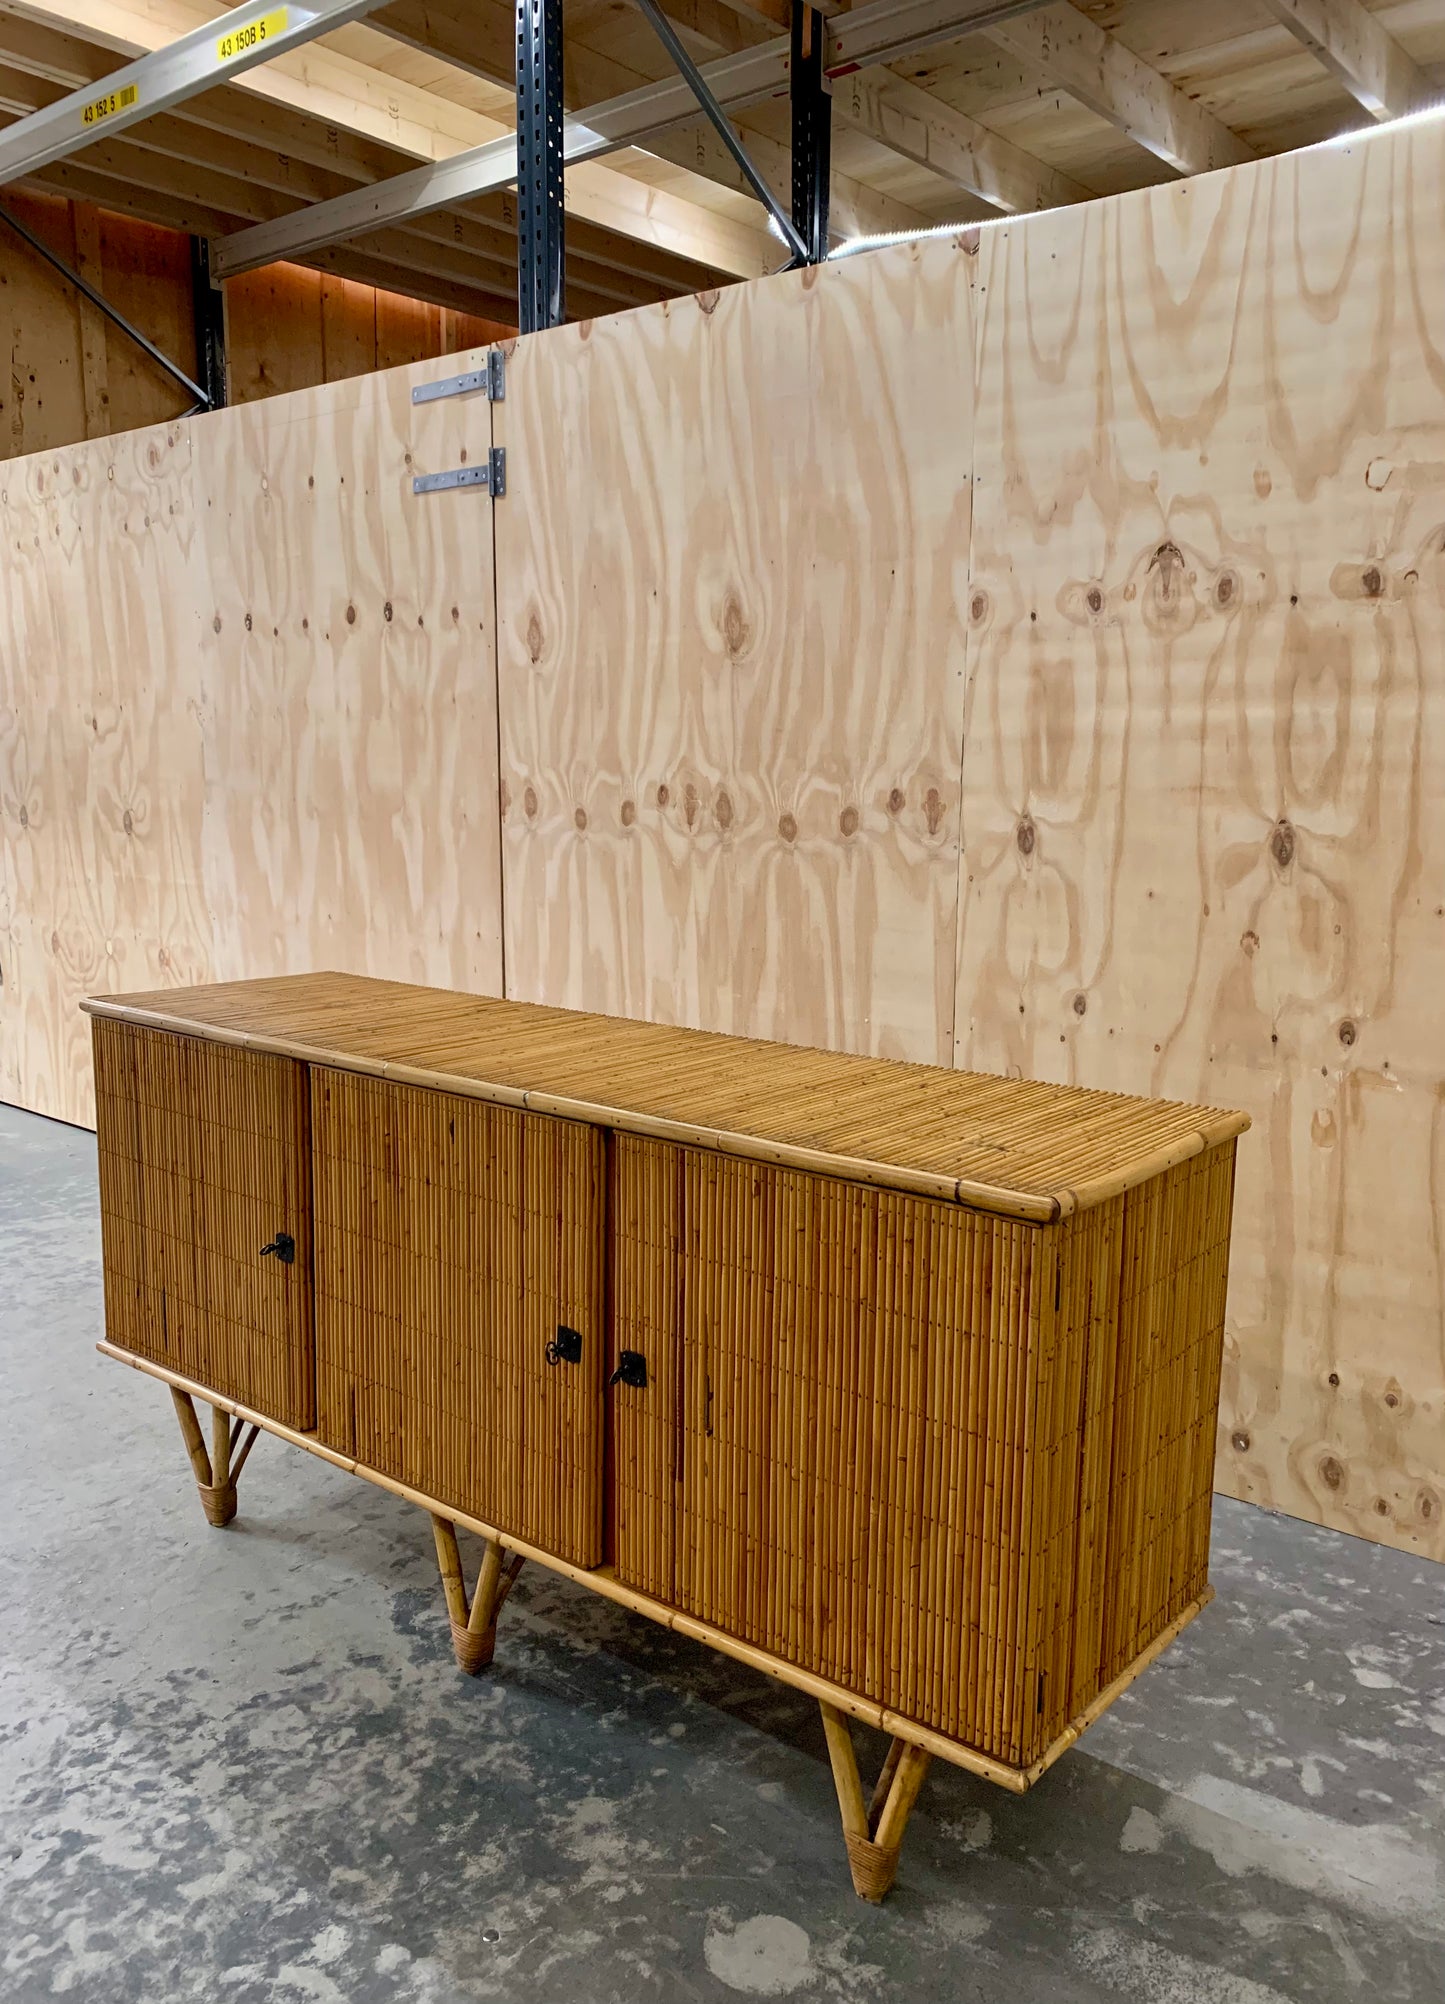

[171,1388,237,1528]
[819,1703,933,1902]
[431,1518,510,1676]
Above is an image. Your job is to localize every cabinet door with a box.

[92,1017,315,1427]
[311,1069,605,1567]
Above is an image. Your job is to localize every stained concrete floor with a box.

[1,1102,1442,2004]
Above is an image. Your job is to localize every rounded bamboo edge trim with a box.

[96,1342,1213,1791]
[450,1615,496,1676]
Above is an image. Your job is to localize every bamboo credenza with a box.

[85,973,1249,1900]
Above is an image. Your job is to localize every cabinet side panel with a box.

[91,1017,314,1427]
[311,1068,605,1567]
[610,1134,682,1603]
[1099,1143,1238,1684]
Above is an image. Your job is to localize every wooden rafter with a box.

[833,63,1092,213]
[1258,0,1433,122]
[984,1,1253,176]
[374,0,938,243]
[4,0,778,276]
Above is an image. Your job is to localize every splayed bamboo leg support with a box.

[821,1701,934,1901]
[430,1516,522,1674]
[169,1388,258,1527]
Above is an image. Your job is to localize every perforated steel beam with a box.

[210,0,1052,280]
[516,0,565,331]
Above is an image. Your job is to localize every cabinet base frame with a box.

[105,1342,1212,1897]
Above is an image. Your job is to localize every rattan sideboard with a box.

[85,973,1249,1901]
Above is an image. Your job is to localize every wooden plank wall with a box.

[0,192,509,460]
[1,194,198,455]
[0,350,504,1124]
[494,244,973,1065]
[3,118,1443,1559]
[956,122,1445,1559]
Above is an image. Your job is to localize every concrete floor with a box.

[1,1104,1442,2004]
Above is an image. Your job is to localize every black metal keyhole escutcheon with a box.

[608,1350,648,1391]
[546,1325,583,1367]
[259,1231,296,1265]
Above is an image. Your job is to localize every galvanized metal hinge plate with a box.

[412,446,506,498]
[411,348,505,405]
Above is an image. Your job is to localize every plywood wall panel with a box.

[494,242,974,1065]
[1,348,505,1126]
[955,127,1445,1559]
[0,421,211,1122]
[193,352,504,1002]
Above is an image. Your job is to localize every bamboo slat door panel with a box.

[954,124,1445,1559]
[311,1069,606,1567]
[192,352,505,1001]
[0,423,213,1125]
[91,1018,314,1426]
[610,1137,1239,1763]
[493,242,974,1065]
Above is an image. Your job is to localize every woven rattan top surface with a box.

[83,973,1248,1221]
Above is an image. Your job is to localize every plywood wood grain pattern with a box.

[192,351,505,1008]
[91,1016,314,1426]
[310,1065,605,1566]
[494,238,975,1065]
[955,121,1445,1558]
[0,418,213,1122]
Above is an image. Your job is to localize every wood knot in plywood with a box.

[887,788,905,815]
[839,805,860,839]
[523,785,538,819]
[621,799,636,828]
[1269,819,1295,869]
[715,790,734,832]
[1213,569,1240,611]
[1319,1454,1344,1491]
[778,812,798,844]
[1072,993,1087,1017]
[721,591,750,659]
[1231,1430,1250,1453]
[684,782,699,829]
[1338,1019,1357,1047]
[527,611,544,663]
[1016,813,1036,858]
[574,807,588,832]
[924,788,944,837]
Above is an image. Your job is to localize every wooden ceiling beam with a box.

[984,2,1253,176]
[5,0,777,275]
[833,63,1091,212]
[372,0,935,246]
[1257,0,1434,122]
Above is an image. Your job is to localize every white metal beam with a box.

[211,0,1052,278]
[0,0,389,186]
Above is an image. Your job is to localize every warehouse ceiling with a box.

[0,0,1441,325]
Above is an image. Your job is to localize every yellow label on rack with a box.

[216,8,288,63]
[80,82,139,128]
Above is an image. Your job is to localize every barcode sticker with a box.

[216,9,288,62]
[80,82,139,128]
